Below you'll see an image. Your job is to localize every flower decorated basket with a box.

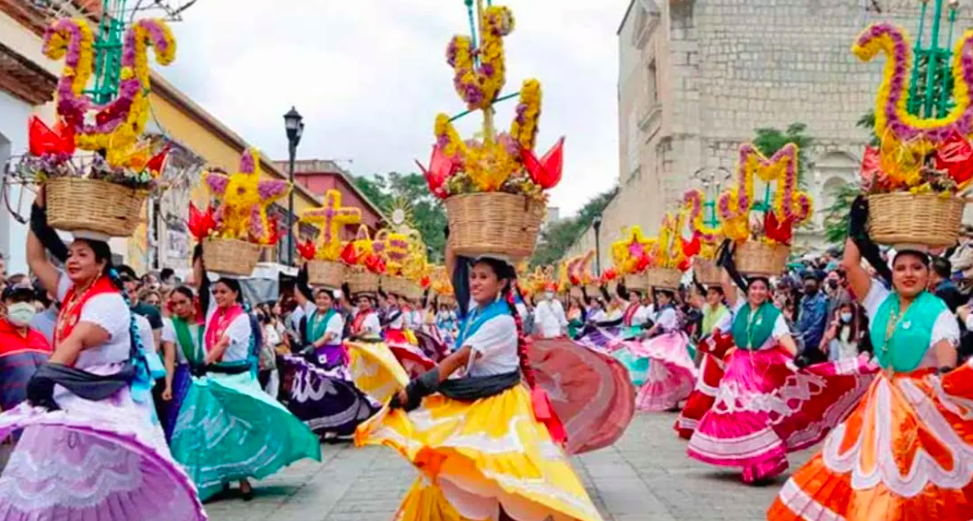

[307,260,346,288]
[203,238,262,277]
[867,193,965,248]
[645,268,682,290]
[445,193,545,260]
[734,241,790,277]
[420,2,562,262]
[347,268,380,295]
[47,178,147,237]
[693,258,722,286]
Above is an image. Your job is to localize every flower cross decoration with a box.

[300,189,362,261]
[203,148,291,242]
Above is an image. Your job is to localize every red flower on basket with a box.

[28,116,74,157]
[297,239,316,261]
[935,131,973,186]
[364,253,385,275]
[421,275,431,289]
[601,267,617,282]
[764,211,793,246]
[416,145,457,199]
[634,253,651,273]
[188,203,216,241]
[340,242,359,265]
[258,215,282,246]
[521,137,565,190]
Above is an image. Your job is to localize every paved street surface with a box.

[207,412,815,521]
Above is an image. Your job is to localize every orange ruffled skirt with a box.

[768,365,973,520]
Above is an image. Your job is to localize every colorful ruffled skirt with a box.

[0,365,206,520]
[282,350,378,436]
[170,371,322,501]
[768,363,973,521]
[575,325,649,386]
[416,326,450,363]
[529,338,636,455]
[164,364,193,443]
[355,384,604,521]
[634,331,697,412]
[386,329,436,378]
[675,345,727,438]
[687,348,874,483]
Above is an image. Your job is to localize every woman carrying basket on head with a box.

[168,246,320,502]
[282,267,377,443]
[0,189,206,520]
[355,242,604,520]
[768,197,973,520]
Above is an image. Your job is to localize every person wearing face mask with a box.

[819,302,869,361]
[796,272,829,364]
[533,283,568,339]
[0,285,51,411]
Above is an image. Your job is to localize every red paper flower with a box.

[265,216,282,246]
[602,268,617,281]
[421,276,431,289]
[188,203,216,241]
[28,116,74,157]
[416,145,457,199]
[860,145,881,188]
[296,238,316,260]
[521,137,565,190]
[764,211,793,245]
[144,145,170,177]
[936,131,973,186]
[340,242,358,265]
[682,232,701,257]
[634,253,650,272]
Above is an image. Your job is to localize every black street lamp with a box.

[592,214,603,276]
[283,106,304,265]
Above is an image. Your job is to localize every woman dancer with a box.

[356,249,603,521]
[688,249,872,484]
[169,248,320,501]
[635,288,697,411]
[284,270,376,442]
[769,226,969,519]
[160,286,202,443]
[382,291,435,377]
[675,284,732,438]
[0,192,205,519]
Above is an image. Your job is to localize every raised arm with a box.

[26,189,61,295]
[841,238,872,305]
[721,267,739,308]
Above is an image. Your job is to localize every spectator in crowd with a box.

[930,257,964,312]
[0,284,51,410]
[796,272,829,364]
[819,301,870,361]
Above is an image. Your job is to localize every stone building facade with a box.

[568,0,960,270]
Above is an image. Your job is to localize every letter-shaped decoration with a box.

[446,6,514,111]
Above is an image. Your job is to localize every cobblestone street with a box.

[207,412,814,521]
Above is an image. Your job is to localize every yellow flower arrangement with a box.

[510,79,542,152]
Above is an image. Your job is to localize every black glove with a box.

[192,242,204,263]
[848,195,869,242]
[937,366,953,376]
[190,364,207,378]
[443,224,450,241]
[302,348,318,364]
[26,373,59,411]
[715,239,735,269]
[792,352,812,369]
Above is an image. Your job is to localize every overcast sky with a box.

[159,0,630,216]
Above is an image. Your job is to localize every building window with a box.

[647,59,658,103]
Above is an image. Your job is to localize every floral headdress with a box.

[417,3,564,203]
[716,143,814,246]
[198,148,291,245]
[20,18,176,190]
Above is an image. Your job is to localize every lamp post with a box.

[592,214,603,276]
[284,106,304,266]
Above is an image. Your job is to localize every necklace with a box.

[55,276,99,345]
[880,298,913,378]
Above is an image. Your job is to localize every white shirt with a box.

[863,281,958,367]
[387,307,406,329]
[459,305,519,377]
[588,309,607,323]
[161,317,202,365]
[204,296,252,363]
[307,308,345,344]
[730,300,791,350]
[655,307,678,332]
[355,312,382,336]
[134,314,154,354]
[633,304,656,326]
[57,274,131,368]
[533,299,568,339]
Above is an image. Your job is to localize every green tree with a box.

[530,187,618,267]
[822,183,859,245]
[353,172,448,262]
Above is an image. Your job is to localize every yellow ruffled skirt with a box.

[355,384,603,521]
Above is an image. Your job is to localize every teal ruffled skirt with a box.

[171,372,322,501]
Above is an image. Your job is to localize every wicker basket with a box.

[867,192,965,247]
[402,281,423,301]
[623,273,649,292]
[47,178,147,237]
[646,268,683,290]
[307,260,345,288]
[734,241,789,277]
[203,238,262,277]
[381,276,404,296]
[445,193,544,261]
[346,269,380,294]
[693,258,722,286]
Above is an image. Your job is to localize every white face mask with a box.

[544,292,555,301]
[840,312,853,323]
[7,302,36,327]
